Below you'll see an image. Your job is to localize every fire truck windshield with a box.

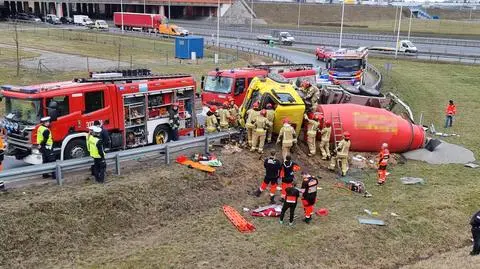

[5,97,42,124]
[204,76,233,94]
[331,59,363,71]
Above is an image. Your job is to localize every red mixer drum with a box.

[317,104,426,153]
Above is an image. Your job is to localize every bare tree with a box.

[13,22,20,76]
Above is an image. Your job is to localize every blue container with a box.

[175,36,204,59]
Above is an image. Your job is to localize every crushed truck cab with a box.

[239,74,305,135]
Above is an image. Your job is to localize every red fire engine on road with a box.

[0,70,196,164]
[201,64,316,107]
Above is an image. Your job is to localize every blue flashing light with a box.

[19,87,39,94]
[1,85,14,91]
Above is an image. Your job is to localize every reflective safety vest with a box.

[378,148,390,166]
[446,104,456,115]
[278,124,296,147]
[88,135,102,159]
[306,119,320,137]
[228,105,239,118]
[306,178,318,194]
[253,115,270,134]
[37,125,53,148]
[336,139,351,158]
[286,195,297,204]
[321,126,332,142]
[218,108,231,128]
[245,109,260,129]
[266,109,275,123]
[206,114,218,133]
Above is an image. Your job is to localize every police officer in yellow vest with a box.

[265,103,275,143]
[276,118,297,161]
[304,113,320,157]
[320,120,332,160]
[329,131,351,176]
[88,126,106,183]
[251,109,272,154]
[245,101,260,146]
[37,116,56,179]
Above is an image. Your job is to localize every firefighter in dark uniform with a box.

[37,116,56,179]
[88,126,106,183]
[254,151,282,204]
[471,210,480,256]
[279,183,300,226]
[300,172,318,224]
[169,103,180,141]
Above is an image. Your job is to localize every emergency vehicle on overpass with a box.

[0,70,196,164]
[315,47,368,86]
[200,64,316,108]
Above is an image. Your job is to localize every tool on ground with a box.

[223,205,256,233]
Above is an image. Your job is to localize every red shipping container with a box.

[113,12,164,30]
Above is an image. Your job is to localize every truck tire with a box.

[153,125,170,144]
[64,139,88,160]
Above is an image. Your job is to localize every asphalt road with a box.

[182,24,480,57]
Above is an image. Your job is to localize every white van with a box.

[73,15,94,26]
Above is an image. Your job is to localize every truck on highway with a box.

[87,20,109,31]
[315,47,368,87]
[113,12,188,36]
[0,70,197,164]
[368,40,418,54]
[257,31,295,46]
[73,15,93,26]
[158,24,189,36]
[200,64,316,107]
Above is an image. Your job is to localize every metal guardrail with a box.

[0,130,238,185]
[366,63,382,90]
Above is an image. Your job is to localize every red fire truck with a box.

[0,70,196,164]
[315,47,368,86]
[200,64,316,107]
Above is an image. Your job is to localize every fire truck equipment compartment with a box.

[175,36,204,59]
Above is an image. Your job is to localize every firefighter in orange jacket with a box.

[377,143,390,185]
[445,100,456,128]
[300,172,318,224]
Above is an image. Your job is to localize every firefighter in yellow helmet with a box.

[329,131,351,176]
[251,109,272,154]
[205,106,219,133]
[304,113,320,157]
[245,101,260,146]
[319,120,332,160]
[265,103,275,143]
[276,118,297,161]
[218,101,231,130]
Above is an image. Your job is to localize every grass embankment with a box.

[254,3,480,38]
[0,58,479,268]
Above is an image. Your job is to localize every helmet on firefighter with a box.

[223,101,229,108]
[381,143,388,149]
[266,103,273,109]
[313,113,321,121]
[325,120,331,127]
[343,131,351,139]
[252,101,260,109]
[282,117,290,124]
[228,96,235,102]
[260,109,267,116]
[209,106,217,113]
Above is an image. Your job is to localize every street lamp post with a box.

[217,0,220,47]
[144,0,146,13]
[395,5,403,59]
[121,0,124,33]
[408,9,413,40]
[297,0,301,29]
[339,0,345,49]
[168,0,171,23]
[393,5,398,37]
[250,0,253,32]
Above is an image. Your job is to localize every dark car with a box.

[28,14,41,22]
[60,16,73,24]
[15,13,30,21]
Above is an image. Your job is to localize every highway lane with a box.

[183,25,480,57]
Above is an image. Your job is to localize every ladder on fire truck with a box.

[250,63,313,72]
[76,69,191,83]
[330,111,344,148]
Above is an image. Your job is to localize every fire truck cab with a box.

[201,64,316,107]
[0,70,196,164]
[324,47,368,86]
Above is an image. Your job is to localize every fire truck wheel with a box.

[64,139,88,159]
[153,125,170,144]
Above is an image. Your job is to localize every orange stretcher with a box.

[176,155,216,173]
[223,205,256,233]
